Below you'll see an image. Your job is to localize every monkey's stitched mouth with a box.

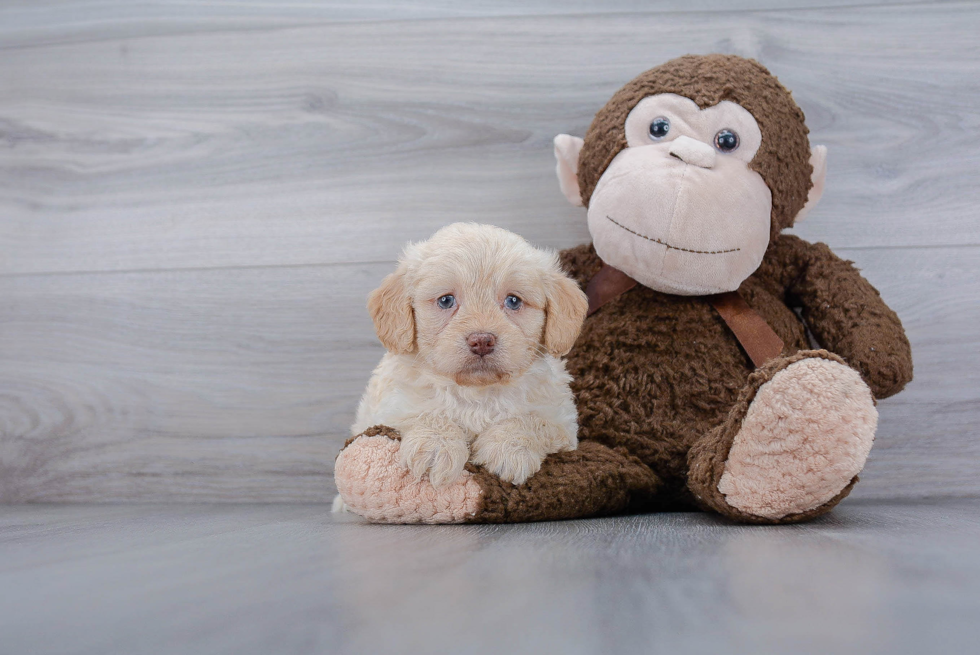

[606,216,741,255]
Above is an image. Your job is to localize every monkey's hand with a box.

[772,235,913,399]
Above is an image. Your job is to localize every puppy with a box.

[351,223,589,487]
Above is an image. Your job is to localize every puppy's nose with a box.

[467,332,496,357]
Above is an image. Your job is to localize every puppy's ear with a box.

[543,271,589,357]
[367,266,416,354]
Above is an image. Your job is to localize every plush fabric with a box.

[466,440,661,522]
[543,240,907,521]
[577,54,813,241]
[333,54,913,525]
[554,134,585,207]
[796,145,828,222]
[337,236,910,524]
[333,426,483,524]
[622,95,763,159]
[586,144,773,294]
[717,353,877,519]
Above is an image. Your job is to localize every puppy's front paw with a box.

[399,428,469,488]
[471,422,546,486]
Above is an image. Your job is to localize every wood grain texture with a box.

[0,1,978,502]
[0,247,976,501]
[1,2,979,276]
[0,0,957,47]
[1,500,979,654]
[0,263,383,501]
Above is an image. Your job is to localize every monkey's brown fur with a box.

[455,235,911,524]
[338,55,913,524]
[452,55,911,524]
[579,54,813,240]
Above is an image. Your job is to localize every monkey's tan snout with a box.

[668,135,716,169]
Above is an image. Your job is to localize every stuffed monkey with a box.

[334,54,913,524]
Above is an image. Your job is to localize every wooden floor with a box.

[1,0,979,502]
[3,5,978,651]
[0,498,976,655]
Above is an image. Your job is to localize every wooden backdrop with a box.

[1,0,977,502]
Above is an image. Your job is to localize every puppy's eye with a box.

[504,295,523,310]
[648,117,670,140]
[437,294,456,309]
[714,129,739,153]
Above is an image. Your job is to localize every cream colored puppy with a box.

[351,223,589,487]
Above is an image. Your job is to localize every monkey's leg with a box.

[687,350,877,524]
[334,427,660,524]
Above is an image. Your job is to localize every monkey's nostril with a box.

[668,135,716,169]
[467,332,496,357]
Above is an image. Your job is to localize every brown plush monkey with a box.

[334,54,913,524]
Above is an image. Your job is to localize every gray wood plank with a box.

[2,2,979,276]
[854,246,980,498]
[1,246,976,502]
[0,262,382,502]
[1,1,977,505]
[0,0,957,48]
[0,499,978,655]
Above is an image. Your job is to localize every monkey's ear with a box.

[795,145,828,222]
[367,266,416,354]
[554,134,585,207]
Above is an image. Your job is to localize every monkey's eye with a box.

[437,294,456,309]
[714,129,740,153]
[504,295,523,311]
[648,117,671,140]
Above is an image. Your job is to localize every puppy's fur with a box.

[352,223,589,487]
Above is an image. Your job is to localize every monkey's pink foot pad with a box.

[719,356,878,519]
[334,432,482,524]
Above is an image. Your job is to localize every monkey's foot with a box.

[334,426,661,524]
[333,426,482,524]
[688,350,878,523]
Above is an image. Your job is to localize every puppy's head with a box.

[368,223,588,386]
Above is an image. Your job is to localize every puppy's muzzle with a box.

[467,332,496,357]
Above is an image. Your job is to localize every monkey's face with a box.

[586,93,772,295]
[555,56,827,296]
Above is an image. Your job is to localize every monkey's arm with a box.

[763,234,912,399]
